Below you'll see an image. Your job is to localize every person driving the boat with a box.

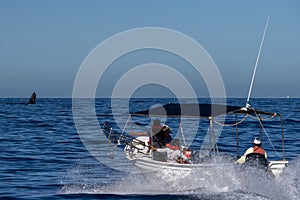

[130,119,172,148]
[236,137,267,164]
[152,138,189,163]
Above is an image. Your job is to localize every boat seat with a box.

[245,153,269,167]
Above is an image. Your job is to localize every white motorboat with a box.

[102,103,288,178]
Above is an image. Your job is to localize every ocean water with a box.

[0,98,299,200]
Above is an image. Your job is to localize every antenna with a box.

[246,15,270,108]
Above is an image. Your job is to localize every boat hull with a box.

[125,137,288,178]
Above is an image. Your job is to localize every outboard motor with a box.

[245,153,269,169]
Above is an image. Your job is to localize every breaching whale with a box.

[27,92,36,104]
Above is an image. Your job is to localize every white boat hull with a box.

[269,160,289,177]
[125,137,288,178]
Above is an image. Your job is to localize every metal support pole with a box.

[280,115,286,160]
[259,115,263,141]
[235,114,240,157]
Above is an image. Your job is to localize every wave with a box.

[61,156,300,200]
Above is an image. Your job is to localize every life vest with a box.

[178,158,189,164]
[165,144,191,164]
[253,146,265,155]
[178,151,191,164]
[184,150,192,159]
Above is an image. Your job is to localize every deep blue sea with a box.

[0,98,299,200]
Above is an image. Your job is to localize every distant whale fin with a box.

[27,92,36,104]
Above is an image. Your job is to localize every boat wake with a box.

[60,156,300,199]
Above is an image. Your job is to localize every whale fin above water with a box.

[27,92,36,104]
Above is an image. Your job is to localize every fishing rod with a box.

[246,15,270,108]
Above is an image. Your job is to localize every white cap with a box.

[254,138,261,145]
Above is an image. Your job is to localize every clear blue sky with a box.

[0,0,299,98]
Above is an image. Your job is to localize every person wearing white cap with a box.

[236,137,267,164]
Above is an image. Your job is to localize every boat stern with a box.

[269,160,289,177]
